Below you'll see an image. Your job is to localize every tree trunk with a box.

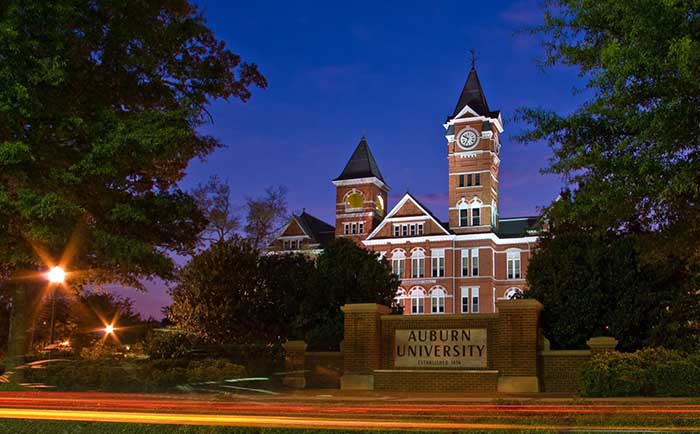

[6,282,30,383]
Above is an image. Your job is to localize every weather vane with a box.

[469,49,478,69]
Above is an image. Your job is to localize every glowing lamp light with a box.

[104,324,115,335]
[47,266,66,284]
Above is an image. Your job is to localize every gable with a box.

[281,218,307,237]
[365,193,450,240]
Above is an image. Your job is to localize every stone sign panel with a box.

[394,328,487,368]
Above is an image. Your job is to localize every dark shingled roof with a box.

[452,67,500,119]
[296,211,335,247]
[334,136,385,182]
[497,216,540,238]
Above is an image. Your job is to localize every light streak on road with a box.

[0,407,696,432]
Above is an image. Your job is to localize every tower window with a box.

[458,175,465,187]
[459,209,469,227]
[472,208,481,226]
[475,173,481,185]
[467,174,473,186]
[471,248,479,276]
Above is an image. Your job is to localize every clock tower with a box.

[444,65,503,234]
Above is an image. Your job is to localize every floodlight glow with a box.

[104,324,114,335]
[47,266,66,284]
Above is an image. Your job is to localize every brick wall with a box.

[538,351,590,393]
[305,351,343,389]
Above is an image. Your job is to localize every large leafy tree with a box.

[519,0,700,263]
[519,0,700,349]
[0,1,265,366]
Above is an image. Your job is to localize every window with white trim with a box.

[393,225,400,237]
[409,288,426,314]
[410,224,416,236]
[507,251,522,279]
[430,288,446,314]
[471,248,479,276]
[351,222,357,234]
[283,240,289,249]
[417,223,424,235]
[402,224,408,237]
[472,207,481,226]
[459,209,469,227]
[343,223,350,235]
[411,250,425,278]
[431,249,445,277]
[391,251,406,278]
[358,222,364,234]
[461,249,469,276]
[461,287,480,314]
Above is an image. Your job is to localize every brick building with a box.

[269,66,540,315]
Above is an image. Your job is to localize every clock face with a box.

[458,128,479,150]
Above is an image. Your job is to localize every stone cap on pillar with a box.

[495,299,544,311]
[586,336,618,351]
[341,303,392,314]
[283,340,308,352]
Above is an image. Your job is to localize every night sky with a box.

[115,0,589,318]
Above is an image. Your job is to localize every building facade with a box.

[268,66,540,315]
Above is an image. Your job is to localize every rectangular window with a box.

[359,222,364,234]
[411,297,424,314]
[472,208,481,226]
[290,240,296,249]
[417,223,424,235]
[471,287,480,313]
[461,249,469,276]
[507,252,521,279]
[467,174,473,186]
[402,224,408,237]
[344,223,350,235]
[431,249,445,277]
[392,258,405,278]
[471,248,479,277]
[351,223,357,234]
[297,240,303,248]
[393,225,400,237]
[411,257,425,278]
[410,224,416,236]
[458,174,465,187]
[461,287,469,313]
[459,209,469,227]
[475,173,481,186]
[283,240,289,249]
[431,296,445,313]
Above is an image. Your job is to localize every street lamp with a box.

[45,266,66,358]
[104,324,114,335]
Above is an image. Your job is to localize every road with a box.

[1,392,699,431]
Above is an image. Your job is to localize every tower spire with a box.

[469,49,477,69]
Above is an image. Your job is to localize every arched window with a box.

[410,249,425,278]
[391,250,406,278]
[505,287,523,300]
[409,287,426,314]
[376,195,385,215]
[429,286,446,314]
[456,197,483,227]
[345,191,364,210]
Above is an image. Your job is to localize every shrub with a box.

[578,348,700,397]
[145,329,193,359]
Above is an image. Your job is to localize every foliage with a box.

[525,221,700,351]
[146,329,194,360]
[0,0,264,362]
[301,238,399,350]
[168,238,398,352]
[578,348,700,397]
[192,175,240,245]
[22,358,245,393]
[244,186,288,250]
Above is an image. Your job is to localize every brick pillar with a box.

[586,336,618,354]
[340,303,391,390]
[495,299,543,393]
[282,340,307,388]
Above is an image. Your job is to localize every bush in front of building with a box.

[578,348,700,397]
[22,358,246,393]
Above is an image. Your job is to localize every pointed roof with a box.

[334,136,385,182]
[452,67,496,118]
[296,211,335,246]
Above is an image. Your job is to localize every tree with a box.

[192,176,240,245]
[518,0,700,266]
[0,0,266,369]
[525,204,700,351]
[168,239,290,346]
[244,186,288,249]
[301,238,399,350]
[518,0,700,350]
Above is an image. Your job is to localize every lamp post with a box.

[46,266,66,358]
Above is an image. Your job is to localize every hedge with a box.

[21,358,246,393]
[578,348,700,397]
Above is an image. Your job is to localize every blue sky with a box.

[117,0,588,318]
